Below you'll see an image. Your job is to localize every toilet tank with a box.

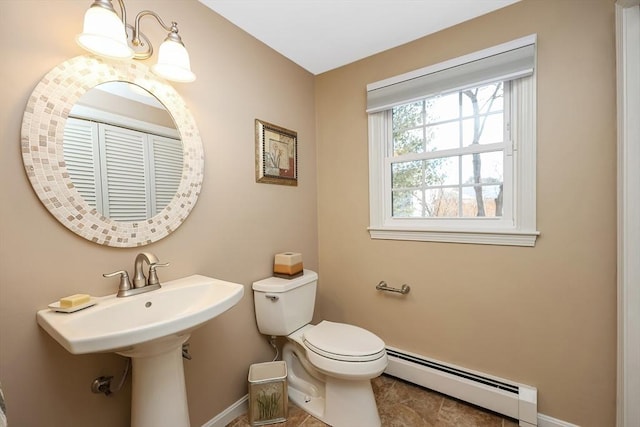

[252,270,318,336]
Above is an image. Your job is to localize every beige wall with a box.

[0,1,316,426]
[0,0,618,426]
[315,0,616,426]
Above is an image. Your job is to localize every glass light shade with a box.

[152,39,196,83]
[76,6,134,59]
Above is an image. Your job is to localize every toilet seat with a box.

[302,320,385,362]
[303,321,386,362]
[293,321,387,380]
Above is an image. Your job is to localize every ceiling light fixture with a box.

[77,0,196,82]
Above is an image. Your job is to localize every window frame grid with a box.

[369,76,537,246]
[385,82,513,226]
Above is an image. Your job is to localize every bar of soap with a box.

[59,293,91,308]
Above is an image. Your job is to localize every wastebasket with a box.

[248,361,288,426]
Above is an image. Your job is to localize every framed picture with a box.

[255,119,298,186]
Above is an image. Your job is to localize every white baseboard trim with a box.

[201,394,248,427]
[537,413,580,427]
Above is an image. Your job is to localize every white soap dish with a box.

[48,298,97,313]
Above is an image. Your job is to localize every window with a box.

[367,36,539,246]
[390,81,508,220]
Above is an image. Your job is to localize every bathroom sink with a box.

[37,275,244,354]
[37,274,244,426]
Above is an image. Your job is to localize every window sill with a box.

[368,227,539,247]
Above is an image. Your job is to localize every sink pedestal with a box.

[119,335,191,427]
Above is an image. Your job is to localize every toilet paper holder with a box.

[375,281,411,295]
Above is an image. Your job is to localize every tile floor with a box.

[226,374,519,427]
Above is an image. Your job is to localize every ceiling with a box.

[199,0,521,75]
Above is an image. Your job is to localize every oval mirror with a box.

[21,56,204,247]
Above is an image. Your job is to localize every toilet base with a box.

[284,343,381,427]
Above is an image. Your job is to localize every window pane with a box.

[387,80,512,222]
[425,156,458,186]
[424,188,459,217]
[392,189,422,217]
[477,83,504,112]
[461,82,504,117]
[426,121,459,151]
[392,161,422,188]
[461,185,503,217]
[393,128,423,156]
[392,101,423,130]
[462,113,504,146]
[425,92,459,124]
[461,151,503,185]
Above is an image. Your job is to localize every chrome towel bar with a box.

[376,281,410,295]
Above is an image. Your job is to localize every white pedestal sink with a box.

[121,335,191,427]
[37,275,244,427]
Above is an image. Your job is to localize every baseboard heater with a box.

[385,346,538,427]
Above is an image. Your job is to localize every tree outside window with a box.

[391,81,505,219]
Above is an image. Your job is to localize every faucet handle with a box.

[103,270,133,296]
[147,262,170,286]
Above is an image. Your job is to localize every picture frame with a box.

[255,119,298,186]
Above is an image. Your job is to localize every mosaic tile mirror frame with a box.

[21,55,204,247]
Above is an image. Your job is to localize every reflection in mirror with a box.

[21,55,204,247]
[64,82,182,221]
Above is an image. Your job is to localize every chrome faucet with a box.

[103,252,169,297]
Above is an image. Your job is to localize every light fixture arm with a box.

[131,11,185,59]
[77,0,196,82]
[134,10,174,39]
[114,0,127,28]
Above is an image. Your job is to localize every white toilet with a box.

[253,270,388,427]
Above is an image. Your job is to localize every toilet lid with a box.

[303,321,385,362]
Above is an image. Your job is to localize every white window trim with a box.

[368,46,539,247]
